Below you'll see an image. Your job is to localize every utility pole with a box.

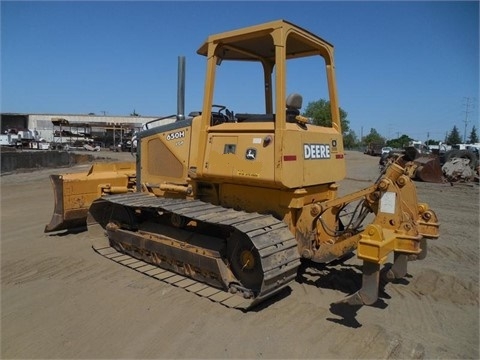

[463,97,472,143]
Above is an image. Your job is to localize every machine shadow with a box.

[296,258,409,328]
[46,225,412,324]
[46,225,88,237]
[248,287,293,313]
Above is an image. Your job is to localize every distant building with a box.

[0,113,164,147]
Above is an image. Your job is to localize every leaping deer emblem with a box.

[246,148,256,160]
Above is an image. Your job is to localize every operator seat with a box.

[286,93,302,122]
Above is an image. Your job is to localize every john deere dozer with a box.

[45,20,439,309]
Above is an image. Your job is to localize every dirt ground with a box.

[1,150,478,359]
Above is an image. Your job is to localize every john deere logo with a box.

[304,144,331,159]
[245,148,257,160]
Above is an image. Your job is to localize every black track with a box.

[91,192,301,309]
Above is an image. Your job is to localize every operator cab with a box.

[225,93,304,124]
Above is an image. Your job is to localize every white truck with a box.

[0,129,50,149]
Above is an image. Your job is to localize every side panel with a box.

[202,123,276,186]
[199,122,345,189]
[203,135,237,178]
[138,121,192,188]
[280,124,346,188]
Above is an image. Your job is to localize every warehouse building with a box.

[1,113,171,149]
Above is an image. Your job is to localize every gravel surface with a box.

[1,150,478,359]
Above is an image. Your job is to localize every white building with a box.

[1,113,167,147]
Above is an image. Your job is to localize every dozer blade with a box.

[413,156,444,183]
[44,162,136,233]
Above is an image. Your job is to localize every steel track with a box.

[91,192,301,309]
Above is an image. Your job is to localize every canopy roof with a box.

[197,19,333,63]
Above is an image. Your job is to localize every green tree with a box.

[426,139,440,146]
[363,128,385,146]
[468,125,478,144]
[386,134,412,149]
[343,130,358,149]
[303,99,350,134]
[446,125,462,145]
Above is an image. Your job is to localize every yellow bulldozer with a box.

[45,20,439,309]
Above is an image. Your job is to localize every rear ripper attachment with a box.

[327,162,440,306]
[87,192,301,309]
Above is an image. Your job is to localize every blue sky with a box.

[1,1,478,142]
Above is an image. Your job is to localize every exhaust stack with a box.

[177,56,186,121]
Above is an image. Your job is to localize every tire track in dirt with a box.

[2,257,103,286]
[408,268,479,306]
[428,243,479,266]
[321,322,427,359]
[380,275,479,358]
